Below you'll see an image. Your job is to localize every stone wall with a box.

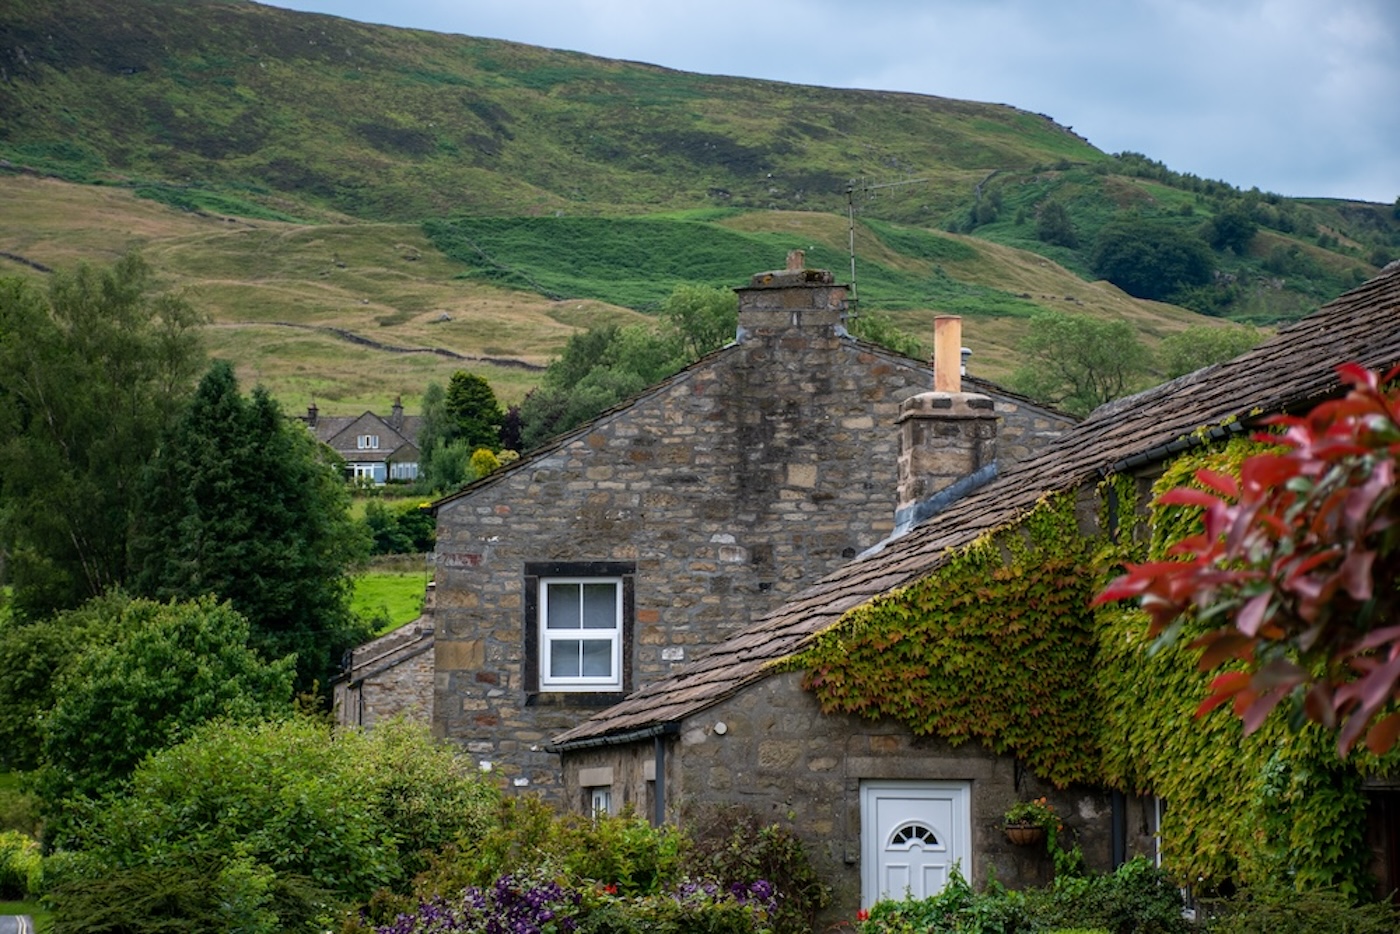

[334,620,434,728]
[562,671,1159,924]
[431,277,1074,796]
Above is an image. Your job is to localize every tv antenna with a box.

[845,176,928,306]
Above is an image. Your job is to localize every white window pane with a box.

[546,583,581,629]
[581,582,617,628]
[581,639,612,677]
[550,639,581,678]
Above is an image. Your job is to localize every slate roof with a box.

[550,265,1400,749]
[312,411,424,462]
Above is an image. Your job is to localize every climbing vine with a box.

[788,492,1104,788]
[791,436,1393,897]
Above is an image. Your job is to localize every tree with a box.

[659,283,737,359]
[445,371,505,452]
[0,255,204,619]
[1158,324,1266,378]
[131,361,370,688]
[1090,219,1214,302]
[1096,363,1400,756]
[1009,311,1151,416]
[1205,205,1258,255]
[0,598,123,771]
[1035,201,1079,249]
[517,322,686,449]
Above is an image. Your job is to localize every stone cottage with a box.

[549,265,1400,918]
[305,397,422,484]
[426,253,1075,794]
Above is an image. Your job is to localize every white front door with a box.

[860,780,972,907]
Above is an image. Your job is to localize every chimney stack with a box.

[734,252,848,344]
[391,396,404,431]
[933,315,962,392]
[306,401,318,428]
[895,315,998,533]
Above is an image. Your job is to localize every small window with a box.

[540,579,622,690]
[524,562,634,696]
[357,434,380,450]
[588,787,612,818]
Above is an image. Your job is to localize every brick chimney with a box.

[390,396,404,431]
[734,249,848,343]
[895,315,998,534]
[306,401,319,428]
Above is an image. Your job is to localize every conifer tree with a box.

[132,361,370,689]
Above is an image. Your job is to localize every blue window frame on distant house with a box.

[357,434,380,450]
[351,463,387,484]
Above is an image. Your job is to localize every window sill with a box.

[526,691,630,708]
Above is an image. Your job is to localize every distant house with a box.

[305,398,423,484]
[547,264,1400,920]
[418,253,1076,796]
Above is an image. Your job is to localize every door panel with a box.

[861,781,971,908]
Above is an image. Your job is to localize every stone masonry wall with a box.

[564,672,1158,925]
[432,312,1074,796]
[333,620,435,728]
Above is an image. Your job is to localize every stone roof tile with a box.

[550,266,1400,748]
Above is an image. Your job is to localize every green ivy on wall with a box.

[788,492,1104,788]
[1097,436,1381,896]
[792,436,1395,897]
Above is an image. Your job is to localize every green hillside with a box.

[1,0,1396,413]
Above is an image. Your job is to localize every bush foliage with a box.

[48,717,499,931]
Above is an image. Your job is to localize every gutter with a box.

[1101,420,1246,478]
[543,722,679,754]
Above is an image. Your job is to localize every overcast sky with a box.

[262,1,1398,204]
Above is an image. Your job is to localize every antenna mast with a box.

[845,175,928,309]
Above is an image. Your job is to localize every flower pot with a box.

[1004,822,1045,846]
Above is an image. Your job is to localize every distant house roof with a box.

[309,407,423,463]
[550,265,1400,749]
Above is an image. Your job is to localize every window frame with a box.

[524,561,634,697]
[539,577,622,690]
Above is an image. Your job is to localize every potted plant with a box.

[1003,797,1057,846]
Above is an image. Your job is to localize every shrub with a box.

[373,873,777,934]
[1027,858,1189,934]
[50,717,499,928]
[363,500,436,555]
[409,797,683,902]
[34,595,296,843]
[1201,883,1400,934]
[860,858,1186,934]
[683,804,831,934]
[0,829,41,899]
[44,857,333,934]
[369,801,817,934]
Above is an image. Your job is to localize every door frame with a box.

[860,779,972,908]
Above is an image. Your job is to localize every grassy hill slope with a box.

[1,0,1396,413]
[0,0,1097,223]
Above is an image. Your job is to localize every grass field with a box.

[352,564,431,635]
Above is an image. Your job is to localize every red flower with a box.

[604,883,618,895]
[857,908,870,921]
